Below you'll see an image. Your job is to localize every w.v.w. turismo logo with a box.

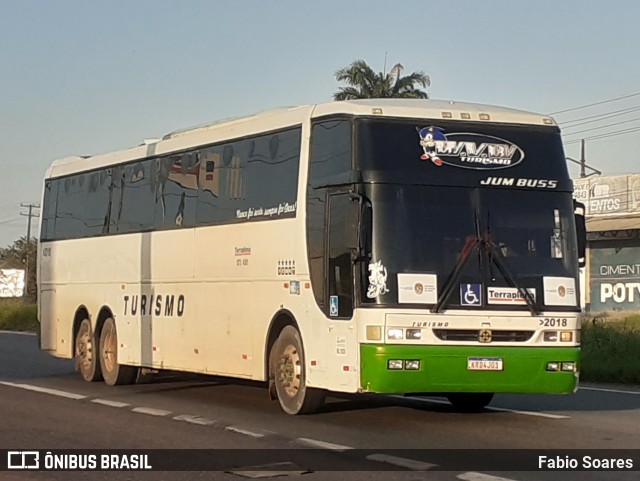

[417,127,525,170]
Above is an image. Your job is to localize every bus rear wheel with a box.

[75,318,102,382]
[446,393,494,412]
[271,326,325,415]
[99,317,138,386]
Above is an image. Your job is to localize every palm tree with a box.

[333,59,430,100]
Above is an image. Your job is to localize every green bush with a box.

[0,298,38,332]
[581,316,640,384]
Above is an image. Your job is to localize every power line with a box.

[0,202,20,210]
[562,116,640,137]
[560,105,640,128]
[564,125,640,145]
[549,91,640,116]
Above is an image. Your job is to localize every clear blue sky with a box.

[2,0,639,247]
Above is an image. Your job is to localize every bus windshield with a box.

[353,117,579,311]
[363,185,579,309]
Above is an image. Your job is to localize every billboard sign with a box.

[589,246,640,312]
[0,269,25,298]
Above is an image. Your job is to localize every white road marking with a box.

[580,386,640,395]
[229,462,307,478]
[294,438,353,451]
[399,395,570,419]
[484,406,569,419]
[366,453,437,471]
[458,472,519,481]
[91,398,130,408]
[0,381,86,400]
[131,406,172,416]
[174,414,216,426]
[225,426,266,438]
[0,330,37,336]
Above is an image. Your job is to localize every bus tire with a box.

[271,326,325,415]
[99,317,138,386]
[446,393,494,412]
[75,318,102,382]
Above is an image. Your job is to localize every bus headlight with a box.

[387,328,404,340]
[388,360,404,370]
[543,331,558,342]
[546,362,560,371]
[561,362,576,372]
[405,329,422,340]
[404,360,421,370]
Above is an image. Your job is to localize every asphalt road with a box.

[1,330,639,481]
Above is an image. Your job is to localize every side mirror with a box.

[574,201,586,267]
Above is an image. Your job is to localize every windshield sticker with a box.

[460,283,482,306]
[367,260,389,298]
[417,127,524,170]
[487,287,536,305]
[398,273,437,304]
[417,126,447,166]
[543,277,577,306]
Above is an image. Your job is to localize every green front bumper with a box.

[360,344,579,394]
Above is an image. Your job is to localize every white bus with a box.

[38,99,585,414]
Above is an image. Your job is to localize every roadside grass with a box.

[1,296,639,385]
[581,315,640,384]
[0,298,38,332]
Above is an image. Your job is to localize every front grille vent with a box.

[432,329,534,342]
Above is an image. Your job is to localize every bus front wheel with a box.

[99,318,138,386]
[271,326,325,415]
[75,318,102,382]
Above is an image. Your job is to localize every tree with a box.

[0,236,37,301]
[333,59,430,100]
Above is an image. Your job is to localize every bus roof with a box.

[46,99,556,178]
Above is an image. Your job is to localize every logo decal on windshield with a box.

[417,127,525,170]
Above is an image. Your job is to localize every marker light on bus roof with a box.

[441,112,453,118]
[460,113,471,120]
[479,113,491,120]
[371,108,383,115]
[543,118,554,125]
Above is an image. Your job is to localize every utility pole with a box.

[580,139,586,178]
[20,203,40,300]
[566,139,602,178]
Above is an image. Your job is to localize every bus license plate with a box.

[467,357,503,371]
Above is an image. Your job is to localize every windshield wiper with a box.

[484,238,540,316]
[431,235,480,313]
[431,233,540,316]
[483,209,539,316]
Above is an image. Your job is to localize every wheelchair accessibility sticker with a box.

[329,295,339,317]
[460,283,482,306]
